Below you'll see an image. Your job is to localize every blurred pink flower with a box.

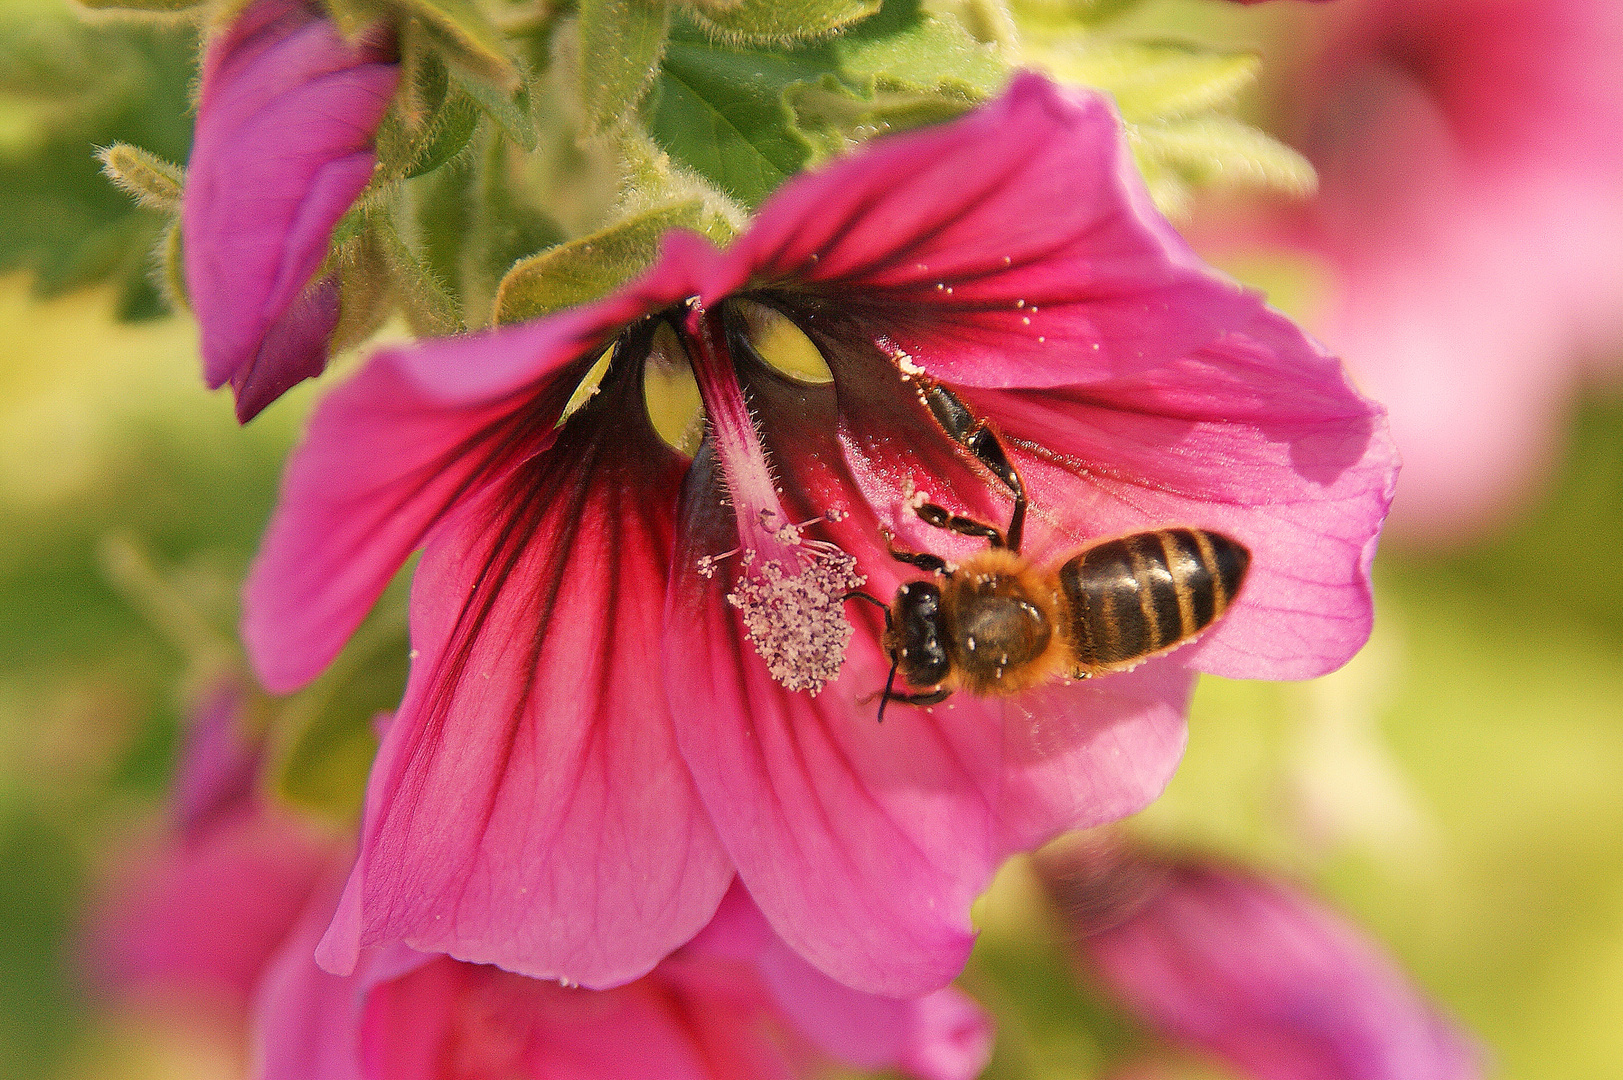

[258,879,992,1080]
[183,0,398,422]
[243,74,1396,996]
[1041,845,1480,1080]
[86,676,339,1010]
[1202,0,1623,541]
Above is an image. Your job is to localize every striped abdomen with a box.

[1058,528,1250,672]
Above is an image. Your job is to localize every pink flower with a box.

[86,677,340,1010]
[244,74,1396,996]
[1199,0,1623,542]
[1041,844,1480,1080]
[257,879,992,1080]
[184,0,398,422]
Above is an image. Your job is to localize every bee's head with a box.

[886,580,951,689]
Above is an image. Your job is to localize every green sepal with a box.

[1042,37,1259,123]
[157,217,189,312]
[390,0,518,86]
[375,32,481,181]
[327,228,396,355]
[407,156,475,319]
[375,212,464,335]
[97,143,185,214]
[577,0,673,139]
[267,591,409,823]
[448,61,538,151]
[319,0,388,38]
[686,0,882,46]
[493,199,704,324]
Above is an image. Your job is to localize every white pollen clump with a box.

[896,353,926,376]
[726,543,865,696]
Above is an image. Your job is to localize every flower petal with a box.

[1076,861,1483,1080]
[720,73,1257,389]
[316,356,732,988]
[89,805,336,1009]
[668,364,1193,995]
[961,306,1397,680]
[243,291,672,693]
[184,0,398,419]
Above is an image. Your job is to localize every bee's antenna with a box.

[843,590,891,625]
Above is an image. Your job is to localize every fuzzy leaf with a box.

[648,36,828,206]
[647,1,1001,207]
[578,0,672,138]
[825,0,1004,97]
[396,0,517,85]
[493,199,704,324]
[1136,114,1316,196]
[375,214,462,335]
[785,74,977,162]
[1044,37,1260,122]
[97,143,184,214]
[448,60,537,150]
[688,0,882,45]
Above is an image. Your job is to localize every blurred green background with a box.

[1,1,1621,1078]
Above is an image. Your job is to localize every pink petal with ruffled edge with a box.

[714,74,1258,390]
[243,279,686,693]
[313,352,731,987]
[958,306,1396,680]
[183,0,397,421]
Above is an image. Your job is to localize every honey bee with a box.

[847,385,1250,721]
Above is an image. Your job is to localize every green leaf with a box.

[1135,114,1316,197]
[647,35,829,207]
[1041,36,1260,123]
[577,0,672,139]
[688,0,883,45]
[493,199,704,324]
[97,143,184,214]
[646,1,1006,206]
